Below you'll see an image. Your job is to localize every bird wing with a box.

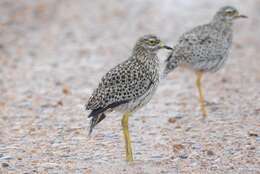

[172,24,231,71]
[86,59,155,111]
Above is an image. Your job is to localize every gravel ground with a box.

[0,0,259,173]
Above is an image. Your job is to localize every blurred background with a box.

[0,0,259,173]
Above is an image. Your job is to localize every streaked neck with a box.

[211,16,233,31]
[132,44,155,63]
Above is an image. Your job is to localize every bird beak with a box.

[159,42,173,50]
[238,14,248,18]
[234,14,248,19]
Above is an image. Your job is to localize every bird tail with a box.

[86,100,129,136]
[162,51,178,78]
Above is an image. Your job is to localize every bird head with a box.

[136,35,172,52]
[214,6,247,23]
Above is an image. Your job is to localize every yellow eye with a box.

[225,10,234,16]
[147,39,157,45]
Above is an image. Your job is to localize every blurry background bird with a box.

[86,35,172,162]
[164,6,247,118]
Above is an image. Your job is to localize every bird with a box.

[163,6,247,118]
[86,35,172,162]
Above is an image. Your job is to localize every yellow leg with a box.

[196,71,208,118]
[121,112,133,162]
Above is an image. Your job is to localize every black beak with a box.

[163,45,173,50]
[239,14,248,18]
[235,14,248,19]
[159,42,173,50]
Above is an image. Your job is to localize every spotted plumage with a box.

[86,35,172,135]
[163,6,247,117]
[164,6,247,75]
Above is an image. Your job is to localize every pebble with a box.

[0,155,13,160]
[168,117,176,124]
[207,150,214,156]
[2,162,9,168]
[179,154,188,159]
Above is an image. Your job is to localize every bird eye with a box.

[225,10,235,16]
[147,39,158,45]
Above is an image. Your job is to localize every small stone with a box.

[249,146,255,150]
[62,86,70,95]
[175,124,181,129]
[0,156,13,160]
[221,78,228,83]
[179,154,188,159]
[255,108,260,113]
[0,101,5,108]
[185,127,192,131]
[57,100,63,106]
[173,144,184,151]
[207,150,214,156]
[168,117,176,124]
[2,162,9,168]
[165,102,171,106]
[192,144,202,150]
[248,132,258,137]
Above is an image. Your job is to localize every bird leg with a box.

[121,112,133,162]
[196,71,208,118]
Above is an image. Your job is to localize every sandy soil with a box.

[0,0,259,173]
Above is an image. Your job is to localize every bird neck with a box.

[211,16,233,32]
[132,45,156,63]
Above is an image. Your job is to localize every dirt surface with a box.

[0,0,259,173]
